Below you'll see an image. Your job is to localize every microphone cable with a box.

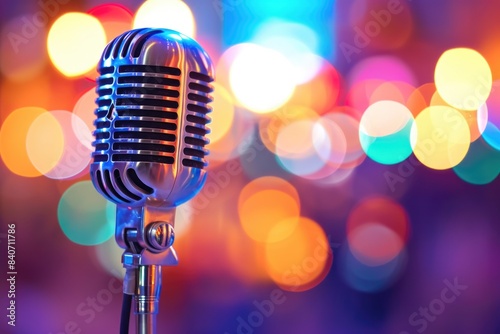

[120,293,132,334]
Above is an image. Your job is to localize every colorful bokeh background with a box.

[2,0,500,333]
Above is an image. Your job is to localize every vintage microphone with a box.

[89,28,214,334]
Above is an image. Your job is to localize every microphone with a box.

[89,28,214,334]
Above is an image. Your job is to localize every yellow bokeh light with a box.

[435,48,492,111]
[229,43,296,113]
[411,106,470,170]
[430,91,487,142]
[0,107,46,177]
[208,82,235,144]
[26,112,65,175]
[48,12,106,77]
[265,217,332,292]
[134,0,196,38]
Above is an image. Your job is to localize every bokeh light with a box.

[134,0,196,38]
[430,91,488,142]
[434,48,492,111]
[47,12,106,77]
[238,177,300,243]
[340,245,407,293]
[36,110,92,180]
[348,223,404,266]
[207,82,235,144]
[275,119,330,176]
[252,19,322,84]
[287,58,341,115]
[95,222,125,279]
[323,112,366,169]
[86,3,133,80]
[0,107,46,177]
[229,43,296,113]
[265,217,332,292]
[482,80,500,150]
[348,55,416,87]
[347,196,410,244]
[411,106,471,170]
[72,88,98,149]
[57,181,114,246]
[453,137,500,185]
[259,105,318,154]
[26,111,65,175]
[359,100,414,165]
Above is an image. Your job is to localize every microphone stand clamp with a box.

[116,205,178,334]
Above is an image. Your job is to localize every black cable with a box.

[120,293,132,334]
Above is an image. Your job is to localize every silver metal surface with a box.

[135,265,161,334]
[89,28,214,334]
[90,28,214,208]
[147,222,175,252]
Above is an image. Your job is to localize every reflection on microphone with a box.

[89,28,214,334]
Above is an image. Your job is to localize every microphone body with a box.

[89,28,214,334]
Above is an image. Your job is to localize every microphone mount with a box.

[118,206,178,334]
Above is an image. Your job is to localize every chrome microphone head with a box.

[90,28,214,208]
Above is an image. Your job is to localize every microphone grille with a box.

[182,71,214,170]
[93,63,181,165]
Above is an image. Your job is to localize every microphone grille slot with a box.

[92,65,182,165]
[183,71,213,170]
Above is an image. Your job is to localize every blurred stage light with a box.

[86,3,133,80]
[411,105,470,170]
[0,107,46,177]
[72,88,98,149]
[435,48,492,111]
[58,181,115,246]
[287,58,341,115]
[30,110,92,180]
[430,91,488,142]
[252,19,322,84]
[453,137,500,185]
[359,100,414,165]
[340,244,407,293]
[26,111,64,175]
[348,55,416,87]
[405,82,436,117]
[47,12,106,77]
[275,119,329,176]
[208,82,235,144]
[134,0,195,38]
[322,112,366,169]
[265,217,332,292]
[229,43,296,113]
[482,80,500,150]
[238,177,300,243]
[348,223,404,266]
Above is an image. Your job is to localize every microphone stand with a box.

[117,206,178,334]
